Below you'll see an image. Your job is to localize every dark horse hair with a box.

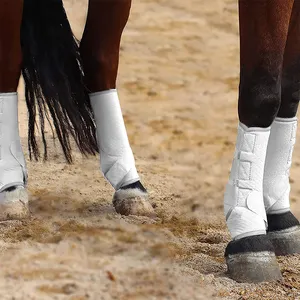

[21,0,98,163]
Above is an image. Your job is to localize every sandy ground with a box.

[3,0,300,299]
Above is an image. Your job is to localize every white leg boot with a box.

[264,117,300,256]
[224,123,281,283]
[89,89,155,217]
[0,93,29,220]
[264,117,296,214]
[224,123,269,239]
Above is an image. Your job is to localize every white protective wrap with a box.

[0,93,27,192]
[90,89,139,190]
[264,117,297,214]
[224,123,270,240]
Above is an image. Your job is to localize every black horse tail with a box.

[21,0,98,163]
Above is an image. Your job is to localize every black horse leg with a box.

[0,0,23,92]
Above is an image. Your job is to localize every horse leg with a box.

[80,0,155,217]
[0,0,29,220]
[264,1,300,256]
[224,0,294,283]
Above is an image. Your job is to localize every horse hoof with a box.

[113,188,156,218]
[225,235,282,283]
[0,187,30,221]
[226,251,282,283]
[268,226,300,256]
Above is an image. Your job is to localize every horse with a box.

[0,0,155,222]
[224,0,300,283]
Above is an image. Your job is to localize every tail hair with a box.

[21,0,98,163]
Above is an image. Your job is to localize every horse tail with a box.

[20,0,98,163]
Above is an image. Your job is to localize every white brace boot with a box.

[0,93,29,221]
[90,89,155,217]
[264,117,297,214]
[224,123,270,240]
[263,117,300,256]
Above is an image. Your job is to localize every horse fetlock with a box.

[101,150,139,191]
[264,181,290,214]
[226,207,266,240]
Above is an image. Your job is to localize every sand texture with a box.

[3,0,300,299]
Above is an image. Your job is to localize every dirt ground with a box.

[3,0,300,299]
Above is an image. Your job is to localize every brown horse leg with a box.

[80,0,155,217]
[224,0,294,283]
[0,0,23,92]
[264,1,300,256]
[80,0,131,92]
[0,0,29,220]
